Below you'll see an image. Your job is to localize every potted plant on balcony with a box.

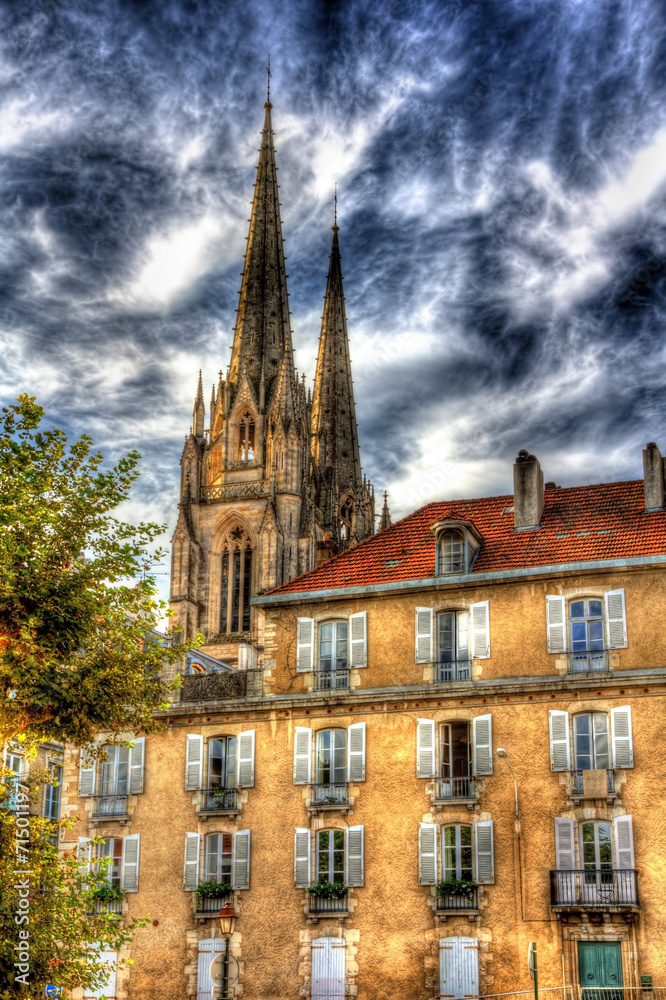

[89,883,127,903]
[436,878,478,902]
[196,880,233,907]
[305,880,348,899]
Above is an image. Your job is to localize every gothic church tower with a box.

[170,100,375,661]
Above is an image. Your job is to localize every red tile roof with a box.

[268,480,666,595]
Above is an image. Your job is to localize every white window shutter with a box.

[545,595,567,653]
[614,815,635,869]
[611,706,634,768]
[416,718,436,778]
[294,828,311,888]
[346,825,364,887]
[470,601,490,659]
[349,611,367,667]
[232,829,250,890]
[347,722,366,782]
[548,711,571,771]
[475,820,494,884]
[440,938,479,1000]
[79,747,96,797]
[418,822,438,885]
[129,737,145,794]
[197,939,225,1000]
[296,617,315,672]
[122,834,140,892]
[555,818,575,869]
[293,727,312,784]
[415,607,433,663]
[473,714,492,775]
[183,833,200,890]
[88,949,118,1000]
[312,938,345,1000]
[237,730,255,787]
[185,734,203,791]
[605,589,627,649]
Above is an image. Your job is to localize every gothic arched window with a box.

[339,496,353,541]
[238,412,255,462]
[219,525,253,634]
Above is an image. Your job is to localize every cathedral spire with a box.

[228,99,293,397]
[311,213,362,492]
[193,370,205,440]
[378,491,392,531]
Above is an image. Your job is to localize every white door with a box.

[312,937,345,999]
[197,939,226,1000]
[440,937,479,999]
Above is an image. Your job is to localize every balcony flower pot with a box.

[436,879,478,901]
[305,881,348,899]
[89,884,127,903]
[196,881,233,905]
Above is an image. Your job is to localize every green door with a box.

[579,942,623,1000]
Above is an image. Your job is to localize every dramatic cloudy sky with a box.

[2,0,666,584]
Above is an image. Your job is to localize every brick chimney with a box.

[513,450,544,530]
[642,442,664,511]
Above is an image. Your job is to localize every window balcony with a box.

[88,899,123,916]
[198,787,240,817]
[314,669,349,692]
[570,769,616,800]
[550,869,639,909]
[436,887,479,912]
[433,777,478,804]
[568,649,609,673]
[91,795,129,820]
[307,893,349,916]
[435,660,472,682]
[195,889,234,918]
[308,783,351,813]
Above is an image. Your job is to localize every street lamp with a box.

[496,748,520,833]
[217,901,238,1000]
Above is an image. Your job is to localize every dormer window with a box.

[238,412,255,462]
[432,520,482,575]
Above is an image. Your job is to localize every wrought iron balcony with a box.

[436,660,472,682]
[570,769,615,798]
[307,892,348,915]
[436,887,479,912]
[91,795,129,818]
[550,869,638,907]
[92,899,123,916]
[195,889,234,916]
[308,783,350,811]
[568,649,609,673]
[433,777,477,802]
[314,669,349,692]
[198,787,239,815]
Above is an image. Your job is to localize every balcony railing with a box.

[195,890,234,915]
[308,783,350,809]
[91,795,129,818]
[568,649,609,673]
[199,787,238,813]
[314,669,349,692]
[307,893,348,915]
[570,769,615,798]
[92,899,123,916]
[436,887,479,911]
[433,777,476,801]
[436,660,472,682]
[550,869,638,907]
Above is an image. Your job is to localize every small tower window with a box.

[432,520,483,575]
[238,413,255,462]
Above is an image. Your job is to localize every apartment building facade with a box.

[60,445,666,1000]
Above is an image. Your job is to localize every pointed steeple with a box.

[228,100,293,398]
[378,491,392,531]
[193,370,205,440]
[311,214,362,490]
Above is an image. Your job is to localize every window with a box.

[98,837,123,886]
[82,834,140,892]
[437,611,470,680]
[439,531,465,573]
[205,832,233,884]
[238,412,255,461]
[44,764,62,822]
[294,826,364,888]
[317,829,345,884]
[417,716,492,782]
[296,614,367,675]
[439,722,473,797]
[3,751,23,810]
[553,816,636,904]
[574,713,609,771]
[79,740,144,812]
[432,519,482,575]
[316,730,346,785]
[208,737,237,789]
[545,590,627,668]
[319,621,348,676]
[443,824,473,880]
[100,746,129,798]
[219,526,253,633]
[339,497,353,543]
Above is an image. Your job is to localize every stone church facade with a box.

[170,101,377,659]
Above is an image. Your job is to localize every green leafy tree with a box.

[0,797,148,997]
[0,396,192,747]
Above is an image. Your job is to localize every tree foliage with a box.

[0,396,190,747]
